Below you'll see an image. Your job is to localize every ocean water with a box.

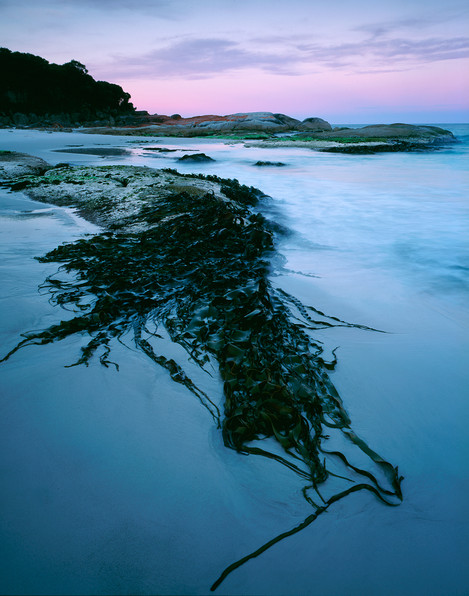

[0,126,468,595]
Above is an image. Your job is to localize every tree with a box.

[0,47,136,120]
[63,60,88,74]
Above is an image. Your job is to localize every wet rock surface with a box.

[300,117,332,132]
[78,114,456,152]
[254,160,287,166]
[52,147,132,156]
[84,112,333,136]
[0,150,51,179]
[320,123,455,141]
[178,152,215,162]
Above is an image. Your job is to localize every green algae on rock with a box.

[1,158,403,591]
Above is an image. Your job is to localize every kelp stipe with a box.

[1,178,402,591]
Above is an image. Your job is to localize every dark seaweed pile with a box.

[2,174,402,590]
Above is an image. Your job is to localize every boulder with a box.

[52,147,131,156]
[85,112,336,136]
[0,150,51,180]
[254,161,286,167]
[150,112,307,134]
[178,153,215,162]
[299,117,333,132]
[320,123,455,142]
[223,112,302,132]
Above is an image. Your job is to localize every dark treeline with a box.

[0,47,137,126]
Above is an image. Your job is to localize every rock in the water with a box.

[254,161,286,166]
[178,153,215,162]
[320,123,455,143]
[0,150,51,180]
[320,141,443,154]
[52,147,131,156]
[143,147,178,152]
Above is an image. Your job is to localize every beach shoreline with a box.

[1,111,457,154]
[0,130,468,595]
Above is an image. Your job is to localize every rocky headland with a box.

[0,48,136,129]
[77,111,333,138]
[0,49,456,152]
[80,112,456,152]
[0,150,232,230]
[288,122,457,153]
[0,150,52,180]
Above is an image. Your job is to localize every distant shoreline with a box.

[2,128,457,156]
[0,112,458,154]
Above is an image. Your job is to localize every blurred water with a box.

[1,125,468,595]
[2,125,468,310]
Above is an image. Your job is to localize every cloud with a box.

[60,0,173,10]
[103,33,469,81]
[354,3,469,38]
[355,18,425,38]
[297,36,469,70]
[0,0,174,13]
[107,38,304,79]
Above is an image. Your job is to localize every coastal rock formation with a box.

[83,115,455,152]
[87,112,334,136]
[1,160,227,229]
[150,112,308,134]
[249,123,456,152]
[0,150,51,179]
[254,161,286,167]
[299,117,332,132]
[178,153,215,162]
[52,147,131,156]
[316,123,455,143]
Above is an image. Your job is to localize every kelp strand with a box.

[1,174,402,590]
[211,482,400,592]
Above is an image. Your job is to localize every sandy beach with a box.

[0,128,468,595]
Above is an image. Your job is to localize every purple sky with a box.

[1,0,468,122]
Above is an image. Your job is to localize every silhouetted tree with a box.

[0,47,136,122]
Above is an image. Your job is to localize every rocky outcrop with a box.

[1,109,333,135]
[299,117,332,132]
[0,110,153,129]
[85,112,334,136]
[313,123,455,143]
[0,150,51,180]
[248,122,456,152]
[254,161,286,167]
[83,115,456,149]
[2,107,456,153]
[0,153,258,232]
[52,147,131,156]
[318,142,432,154]
[155,112,306,134]
[178,153,215,162]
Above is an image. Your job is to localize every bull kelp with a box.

[1,164,403,590]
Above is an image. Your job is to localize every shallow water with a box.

[0,126,468,595]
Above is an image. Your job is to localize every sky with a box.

[1,0,468,123]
